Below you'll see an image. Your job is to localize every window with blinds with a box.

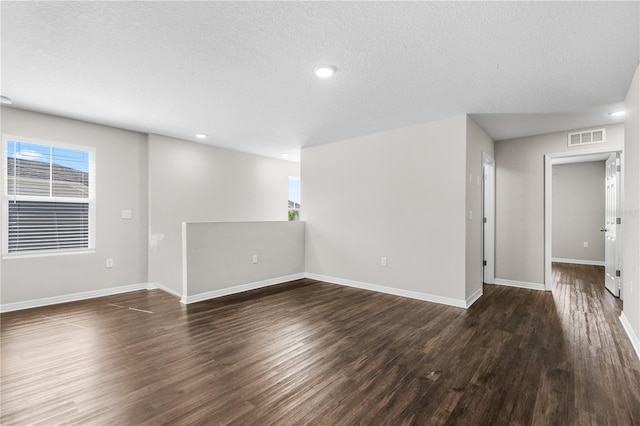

[2,136,95,255]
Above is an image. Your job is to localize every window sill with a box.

[2,249,96,260]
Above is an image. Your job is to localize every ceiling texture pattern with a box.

[1,1,638,161]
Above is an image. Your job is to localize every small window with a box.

[288,176,300,221]
[2,136,96,255]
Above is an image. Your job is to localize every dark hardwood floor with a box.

[2,263,639,425]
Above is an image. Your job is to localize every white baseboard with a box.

[465,287,483,308]
[146,282,182,298]
[0,283,150,313]
[552,258,605,266]
[494,278,546,291]
[181,273,306,304]
[620,311,640,361]
[305,273,468,309]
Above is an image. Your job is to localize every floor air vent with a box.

[568,128,606,147]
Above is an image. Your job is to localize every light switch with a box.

[121,210,132,219]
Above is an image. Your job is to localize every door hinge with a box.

[616,217,621,225]
[483,217,487,223]
[616,270,621,277]
[616,165,621,172]
[483,260,487,266]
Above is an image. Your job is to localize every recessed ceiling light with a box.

[0,95,12,105]
[195,133,208,139]
[314,66,336,79]
[608,110,625,117]
[281,152,290,157]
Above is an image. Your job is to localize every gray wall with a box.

[302,115,469,303]
[623,64,640,353]
[184,221,305,298]
[0,107,148,303]
[552,161,605,263]
[147,134,299,295]
[494,123,624,285]
[466,117,495,300]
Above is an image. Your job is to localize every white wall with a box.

[552,161,605,263]
[302,115,469,305]
[0,107,148,304]
[466,117,494,300]
[184,221,304,301]
[622,64,640,357]
[494,123,624,285]
[148,134,299,295]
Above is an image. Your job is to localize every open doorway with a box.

[482,152,495,285]
[544,149,623,297]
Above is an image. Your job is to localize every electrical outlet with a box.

[381,257,387,266]
[252,254,258,264]
[106,259,114,268]
[121,210,132,219]
[468,210,473,221]
[583,242,589,248]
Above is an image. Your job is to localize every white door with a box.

[604,153,620,297]
[482,153,495,285]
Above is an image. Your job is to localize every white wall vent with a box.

[567,128,606,147]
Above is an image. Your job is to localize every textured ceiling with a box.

[1,2,638,162]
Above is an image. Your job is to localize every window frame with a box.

[288,175,301,221]
[1,134,96,258]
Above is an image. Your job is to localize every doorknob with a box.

[600,228,608,232]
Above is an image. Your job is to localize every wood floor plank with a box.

[2,264,639,425]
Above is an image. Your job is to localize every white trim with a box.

[3,249,96,260]
[0,283,150,313]
[551,258,605,266]
[146,282,182,298]
[181,273,306,304]
[545,154,553,290]
[2,135,97,256]
[494,278,546,291]
[181,222,188,299]
[482,152,495,286]
[545,148,624,292]
[620,311,640,361]
[305,273,468,308]
[465,287,483,308]
[618,149,625,300]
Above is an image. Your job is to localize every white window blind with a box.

[2,136,96,255]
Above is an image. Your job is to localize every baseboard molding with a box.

[465,287,483,308]
[181,273,306,304]
[0,283,150,313]
[494,278,546,291]
[146,283,182,298]
[305,273,468,309]
[552,258,605,266]
[620,311,640,361]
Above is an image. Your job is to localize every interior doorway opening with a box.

[482,152,495,285]
[544,149,623,298]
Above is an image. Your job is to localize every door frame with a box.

[482,152,495,285]
[544,148,624,291]
[604,153,622,297]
